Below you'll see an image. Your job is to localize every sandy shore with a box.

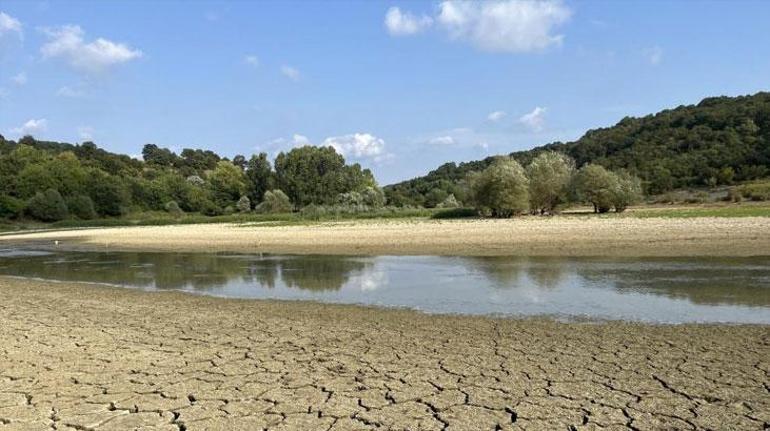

[3,216,770,256]
[0,277,768,430]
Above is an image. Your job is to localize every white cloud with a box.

[646,46,663,65]
[11,72,26,86]
[77,126,94,140]
[487,110,506,121]
[384,6,433,36]
[519,106,547,131]
[56,85,85,98]
[11,118,47,136]
[436,0,571,53]
[280,65,300,81]
[290,134,311,147]
[41,25,142,73]
[322,133,388,162]
[244,54,259,67]
[0,12,22,38]
[428,136,456,145]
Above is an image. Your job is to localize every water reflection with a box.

[0,250,768,323]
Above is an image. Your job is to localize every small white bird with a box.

[54,240,59,246]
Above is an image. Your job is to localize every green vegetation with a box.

[628,204,770,218]
[386,92,770,205]
[0,135,384,224]
[468,158,530,217]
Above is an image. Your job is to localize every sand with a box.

[0,277,768,430]
[2,216,770,256]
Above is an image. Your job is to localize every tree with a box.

[256,190,292,213]
[208,161,246,207]
[236,195,251,212]
[66,195,97,220]
[26,189,68,222]
[86,171,130,216]
[232,155,247,171]
[573,164,618,213]
[274,146,375,206]
[610,171,642,212]
[361,186,386,208]
[436,194,460,208]
[469,158,529,217]
[246,152,274,204]
[526,152,575,215]
[142,144,178,166]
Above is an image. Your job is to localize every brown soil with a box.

[0,277,767,430]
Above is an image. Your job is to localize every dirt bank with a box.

[0,277,767,430]
[2,216,770,256]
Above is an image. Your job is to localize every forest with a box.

[385,92,770,207]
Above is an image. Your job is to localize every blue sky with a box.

[1,1,769,184]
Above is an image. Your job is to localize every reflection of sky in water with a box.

[0,251,768,324]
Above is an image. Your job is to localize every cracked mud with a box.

[0,277,768,430]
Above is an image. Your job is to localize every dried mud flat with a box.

[0,277,768,430]
[3,217,770,256]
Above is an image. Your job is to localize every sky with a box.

[1,1,769,184]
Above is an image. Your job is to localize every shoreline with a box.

[2,216,770,256]
[0,277,767,430]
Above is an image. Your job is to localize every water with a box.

[0,249,768,324]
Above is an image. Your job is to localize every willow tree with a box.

[469,157,529,217]
[526,152,575,215]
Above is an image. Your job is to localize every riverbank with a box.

[2,216,770,256]
[0,277,767,430]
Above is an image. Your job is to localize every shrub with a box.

[739,182,770,201]
[361,186,386,208]
[436,194,460,209]
[66,195,97,220]
[256,189,293,213]
[236,195,251,212]
[200,200,223,216]
[337,191,363,206]
[300,203,328,220]
[164,200,183,216]
[431,207,477,219]
[0,195,25,219]
[725,188,742,203]
[26,189,68,222]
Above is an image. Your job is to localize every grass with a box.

[627,203,770,218]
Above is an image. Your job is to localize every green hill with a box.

[385,92,770,207]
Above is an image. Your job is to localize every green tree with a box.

[26,189,68,222]
[256,189,292,213]
[208,161,246,207]
[66,195,97,220]
[246,152,274,204]
[86,171,130,216]
[361,186,386,208]
[573,164,618,213]
[526,152,575,215]
[469,158,530,217]
[611,171,643,212]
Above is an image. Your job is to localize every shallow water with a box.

[1,249,768,323]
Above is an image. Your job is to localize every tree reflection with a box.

[0,252,370,292]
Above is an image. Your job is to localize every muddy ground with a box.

[0,277,767,430]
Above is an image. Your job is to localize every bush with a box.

[527,152,574,215]
[573,164,617,213]
[725,188,742,203]
[236,195,251,212]
[0,195,25,219]
[200,200,223,216]
[436,194,460,209]
[431,207,477,219]
[164,200,183,216]
[66,195,97,220]
[611,171,643,212]
[255,189,293,213]
[739,182,770,201]
[361,186,386,208]
[26,189,68,222]
[300,203,328,220]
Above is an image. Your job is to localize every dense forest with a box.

[385,92,770,206]
[0,135,382,222]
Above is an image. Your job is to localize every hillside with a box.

[385,92,770,206]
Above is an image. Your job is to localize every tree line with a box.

[0,135,384,222]
[460,152,641,217]
[386,92,770,206]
